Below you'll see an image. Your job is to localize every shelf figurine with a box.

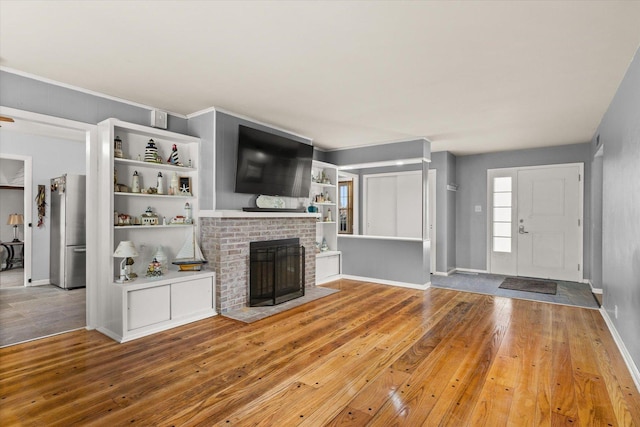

[131,171,141,193]
[114,136,124,159]
[156,172,164,194]
[170,172,179,195]
[144,139,160,163]
[167,144,181,165]
[141,206,159,226]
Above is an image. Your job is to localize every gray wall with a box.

[214,111,313,210]
[325,139,429,166]
[590,150,603,290]
[455,143,592,273]
[0,130,85,281]
[338,237,430,285]
[594,48,640,369]
[187,111,216,210]
[0,71,188,133]
[329,139,431,285]
[429,152,457,273]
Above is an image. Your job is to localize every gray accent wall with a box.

[594,48,640,369]
[214,111,313,210]
[455,143,592,274]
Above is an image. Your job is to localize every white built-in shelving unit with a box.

[310,160,341,284]
[97,118,215,342]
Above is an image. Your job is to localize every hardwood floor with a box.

[1,280,638,426]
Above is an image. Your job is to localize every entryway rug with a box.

[498,277,557,295]
[222,286,340,323]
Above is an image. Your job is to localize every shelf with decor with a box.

[97,118,215,343]
[310,160,341,284]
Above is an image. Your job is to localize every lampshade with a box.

[113,241,139,258]
[7,213,23,225]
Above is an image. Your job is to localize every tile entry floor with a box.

[431,272,600,309]
[0,281,86,347]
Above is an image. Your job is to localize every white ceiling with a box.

[1,1,639,155]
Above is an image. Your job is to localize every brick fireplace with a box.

[199,213,317,313]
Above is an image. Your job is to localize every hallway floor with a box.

[0,276,86,347]
[431,272,600,309]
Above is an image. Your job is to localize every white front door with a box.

[489,164,583,282]
[516,166,581,281]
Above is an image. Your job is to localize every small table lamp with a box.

[7,213,24,242]
[113,241,139,283]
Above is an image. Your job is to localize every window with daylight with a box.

[493,176,512,253]
[338,181,353,234]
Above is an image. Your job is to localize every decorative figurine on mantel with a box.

[167,144,181,166]
[144,139,161,163]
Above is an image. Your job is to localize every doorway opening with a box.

[0,106,98,347]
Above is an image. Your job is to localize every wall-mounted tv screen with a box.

[235,125,313,198]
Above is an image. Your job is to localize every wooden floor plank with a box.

[1,281,638,426]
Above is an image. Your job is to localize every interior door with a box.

[516,165,581,281]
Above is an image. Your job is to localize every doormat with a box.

[498,277,557,295]
[222,286,340,323]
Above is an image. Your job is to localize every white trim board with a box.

[340,274,430,291]
[599,308,640,393]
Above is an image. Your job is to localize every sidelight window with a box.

[492,177,512,253]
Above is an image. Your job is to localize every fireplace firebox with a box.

[249,238,305,306]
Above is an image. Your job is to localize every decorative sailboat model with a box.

[172,227,208,271]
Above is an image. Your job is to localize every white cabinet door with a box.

[171,277,213,319]
[128,285,171,330]
[316,254,340,283]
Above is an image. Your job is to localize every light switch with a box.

[474,205,482,213]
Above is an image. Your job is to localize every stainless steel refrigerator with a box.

[50,174,86,289]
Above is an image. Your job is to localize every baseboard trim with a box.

[454,268,489,275]
[28,279,49,287]
[587,280,603,294]
[340,274,430,290]
[599,308,640,392]
[432,268,457,277]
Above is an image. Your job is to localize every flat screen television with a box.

[235,125,313,198]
